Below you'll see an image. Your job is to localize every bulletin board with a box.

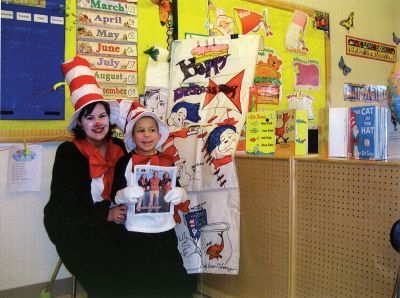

[0,0,67,141]
[177,0,331,129]
[0,0,170,142]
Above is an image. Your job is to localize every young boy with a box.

[111,101,196,297]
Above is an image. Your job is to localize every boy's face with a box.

[132,116,161,155]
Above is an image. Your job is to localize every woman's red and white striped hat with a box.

[116,100,169,151]
[61,56,119,131]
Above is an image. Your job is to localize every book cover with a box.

[275,109,308,156]
[235,87,258,155]
[245,111,276,155]
[348,105,387,160]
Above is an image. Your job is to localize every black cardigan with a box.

[44,138,127,247]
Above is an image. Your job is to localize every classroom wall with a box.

[0,0,398,292]
[287,0,398,108]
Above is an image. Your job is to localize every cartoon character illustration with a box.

[350,112,359,158]
[167,101,201,128]
[202,124,238,187]
[151,0,174,49]
[275,113,290,144]
[162,126,204,189]
[285,10,309,54]
[206,232,224,260]
[267,54,282,76]
[200,222,232,267]
[233,7,273,37]
[205,125,237,158]
[143,89,161,113]
[207,1,234,36]
[254,51,282,105]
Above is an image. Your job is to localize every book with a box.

[386,105,400,159]
[348,105,387,160]
[235,87,259,155]
[329,107,349,158]
[245,111,276,155]
[275,109,308,156]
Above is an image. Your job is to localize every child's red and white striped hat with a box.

[116,100,169,151]
[61,56,120,131]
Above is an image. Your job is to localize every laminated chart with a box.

[1,0,65,120]
[76,0,138,101]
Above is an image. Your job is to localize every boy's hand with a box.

[164,187,187,205]
[115,186,144,205]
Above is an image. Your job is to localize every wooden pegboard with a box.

[293,159,400,298]
[199,156,291,298]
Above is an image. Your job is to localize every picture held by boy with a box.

[111,100,197,297]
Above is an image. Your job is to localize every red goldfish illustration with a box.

[206,232,224,260]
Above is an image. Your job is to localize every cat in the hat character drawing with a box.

[350,112,360,158]
[203,121,239,187]
[167,101,201,128]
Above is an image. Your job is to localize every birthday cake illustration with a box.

[191,41,229,63]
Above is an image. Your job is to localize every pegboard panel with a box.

[293,159,400,298]
[199,156,291,298]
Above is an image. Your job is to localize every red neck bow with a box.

[73,138,125,200]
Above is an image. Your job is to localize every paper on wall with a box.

[7,144,43,192]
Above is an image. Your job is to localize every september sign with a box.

[346,35,397,63]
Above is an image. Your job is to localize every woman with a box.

[43,56,134,297]
[160,171,173,212]
[136,173,148,212]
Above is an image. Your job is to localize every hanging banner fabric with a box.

[165,35,261,274]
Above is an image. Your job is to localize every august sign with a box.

[346,35,397,63]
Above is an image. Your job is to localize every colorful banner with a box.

[166,35,261,274]
[346,35,397,63]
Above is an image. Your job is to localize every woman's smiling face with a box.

[78,103,110,147]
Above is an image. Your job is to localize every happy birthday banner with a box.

[165,34,261,274]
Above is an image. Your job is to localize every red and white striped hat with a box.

[62,56,120,131]
[116,100,169,151]
[350,112,356,129]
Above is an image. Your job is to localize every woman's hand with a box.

[108,204,128,224]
